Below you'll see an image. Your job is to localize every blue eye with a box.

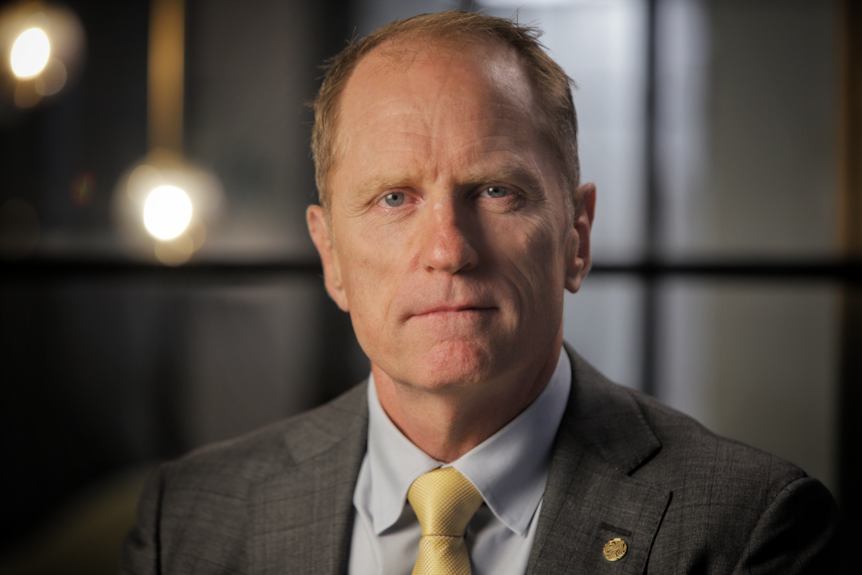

[382,192,405,207]
[482,186,510,198]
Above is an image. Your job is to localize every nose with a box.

[421,201,479,274]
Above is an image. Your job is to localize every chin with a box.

[411,339,499,390]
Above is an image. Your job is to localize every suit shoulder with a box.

[122,384,368,573]
[628,388,807,489]
[156,382,368,494]
[566,350,808,492]
[618,388,838,572]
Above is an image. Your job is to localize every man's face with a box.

[308,40,594,395]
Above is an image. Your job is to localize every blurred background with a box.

[0,0,859,573]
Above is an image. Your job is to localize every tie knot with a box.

[408,468,483,537]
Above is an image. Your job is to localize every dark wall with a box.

[0,0,361,555]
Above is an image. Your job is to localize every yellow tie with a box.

[407,468,484,575]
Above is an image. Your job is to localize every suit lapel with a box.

[248,384,368,575]
[526,348,671,574]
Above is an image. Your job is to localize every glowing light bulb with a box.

[143,185,193,240]
[11,28,51,79]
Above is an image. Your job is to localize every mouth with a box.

[412,305,496,318]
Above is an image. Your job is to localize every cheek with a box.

[496,217,568,320]
[336,224,404,322]
[507,216,565,276]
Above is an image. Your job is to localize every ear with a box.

[307,205,350,311]
[564,183,596,294]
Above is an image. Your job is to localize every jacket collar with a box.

[526,345,670,574]
[249,382,369,575]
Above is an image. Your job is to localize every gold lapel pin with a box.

[603,538,628,561]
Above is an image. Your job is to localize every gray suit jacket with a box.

[120,348,839,574]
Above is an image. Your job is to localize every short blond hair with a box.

[311,10,580,211]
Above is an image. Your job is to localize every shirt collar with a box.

[365,349,571,536]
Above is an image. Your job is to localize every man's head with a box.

[312,10,582,214]
[306,10,595,416]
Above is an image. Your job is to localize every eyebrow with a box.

[461,163,547,199]
[350,175,413,204]
[348,160,550,205]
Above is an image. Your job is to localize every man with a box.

[121,11,838,574]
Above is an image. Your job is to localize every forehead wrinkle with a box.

[436,123,547,176]
[342,44,538,150]
[334,38,557,206]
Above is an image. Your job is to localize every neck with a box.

[373,335,563,463]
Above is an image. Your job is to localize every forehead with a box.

[343,38,536,123]
[331,39,547,185]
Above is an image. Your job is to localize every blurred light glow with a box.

[35,58,66,95]
[113,153,223,263]
[70,172,96,206]
[154,233,194,265]
[143,185,193,240]
[13,78,41,108]
[10,27,50,78]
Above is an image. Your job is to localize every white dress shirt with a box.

[348,351,572,575]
